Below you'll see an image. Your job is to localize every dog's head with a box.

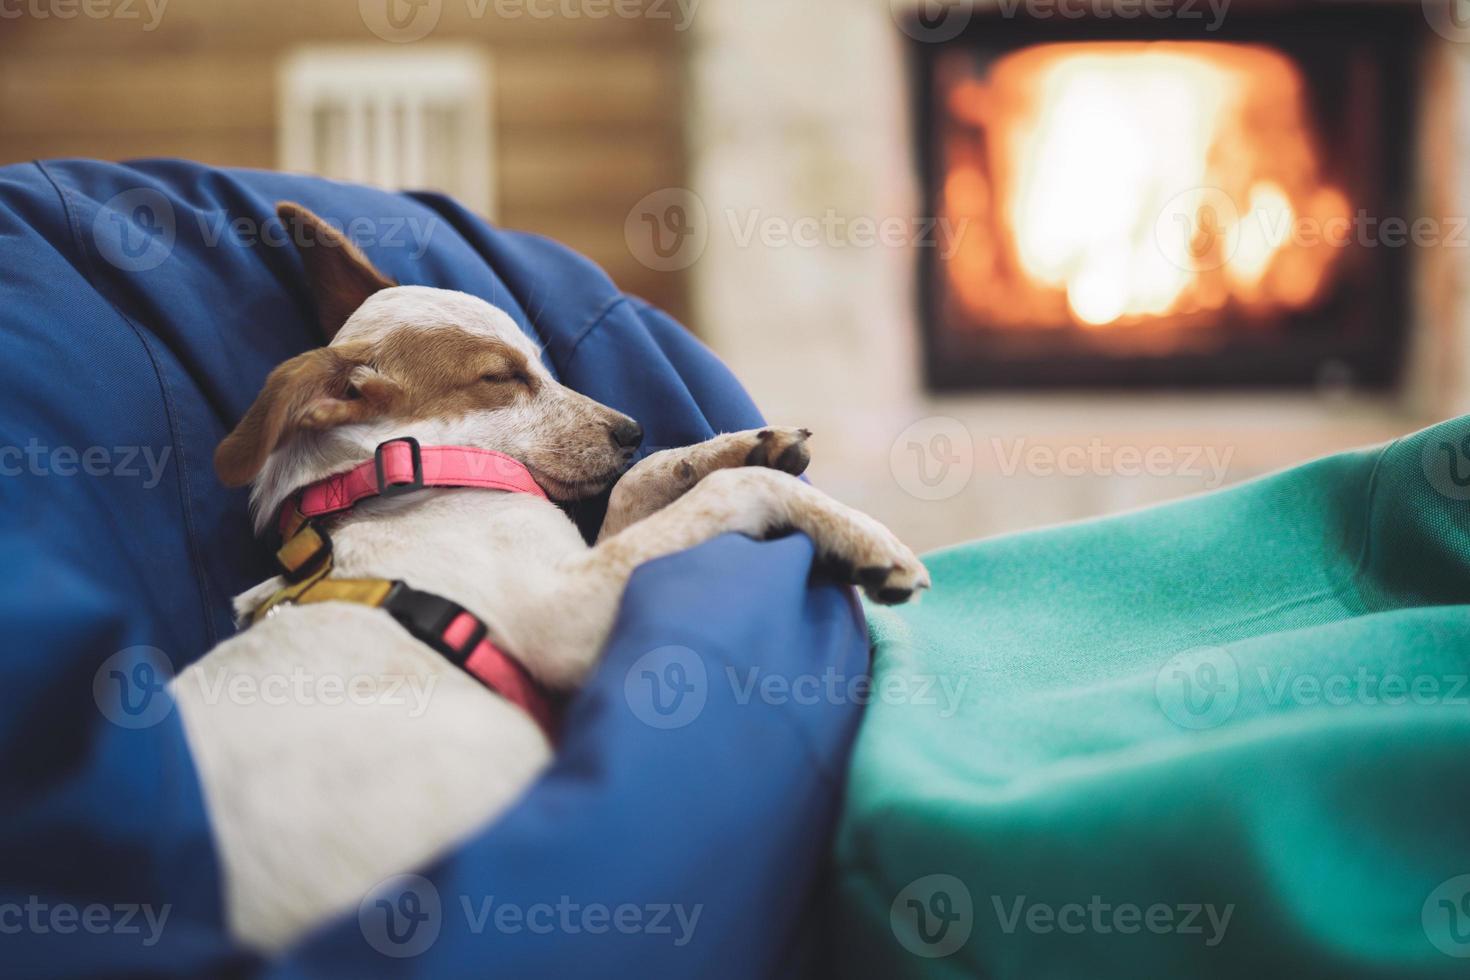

[218,202,642,531]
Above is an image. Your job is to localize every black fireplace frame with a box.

[907,3,1427,392]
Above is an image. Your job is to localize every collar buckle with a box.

[374,437,424,497]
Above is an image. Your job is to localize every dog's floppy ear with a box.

[276,201,397,342]
[215,347,398,487]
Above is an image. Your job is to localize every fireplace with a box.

[909,5,1425,390]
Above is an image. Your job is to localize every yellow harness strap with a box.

[251,523,396,624]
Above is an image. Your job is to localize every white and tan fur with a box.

[172,204,928,951]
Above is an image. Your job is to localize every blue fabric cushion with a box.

[0,159,867,977]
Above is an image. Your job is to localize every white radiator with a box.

[278,46,495,218]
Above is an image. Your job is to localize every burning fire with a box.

[942,42,1348,331]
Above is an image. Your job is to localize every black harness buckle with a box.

[382,582,487,665]
[374,437,424,497]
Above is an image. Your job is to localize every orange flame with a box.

[942,42,1348,331]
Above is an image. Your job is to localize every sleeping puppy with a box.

[172,203,928,950]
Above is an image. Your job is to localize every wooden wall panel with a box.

[0,2,690,322]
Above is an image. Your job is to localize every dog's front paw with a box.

[822,513,930,605]
[743,427,812,476]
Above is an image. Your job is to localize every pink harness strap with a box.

[444,612,560,739]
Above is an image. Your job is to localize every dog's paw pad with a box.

[842,528,929,604]
[745,427,812,476]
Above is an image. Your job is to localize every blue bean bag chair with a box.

[0,159,868,977]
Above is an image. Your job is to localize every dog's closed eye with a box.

[480,371,530,386]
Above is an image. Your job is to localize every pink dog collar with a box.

[284,437,547,534]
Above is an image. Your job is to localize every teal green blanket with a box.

[830,416,1470,978]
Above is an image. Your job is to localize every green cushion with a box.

[830,416,1470,978]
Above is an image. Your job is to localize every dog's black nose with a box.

[611,418,644,449]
